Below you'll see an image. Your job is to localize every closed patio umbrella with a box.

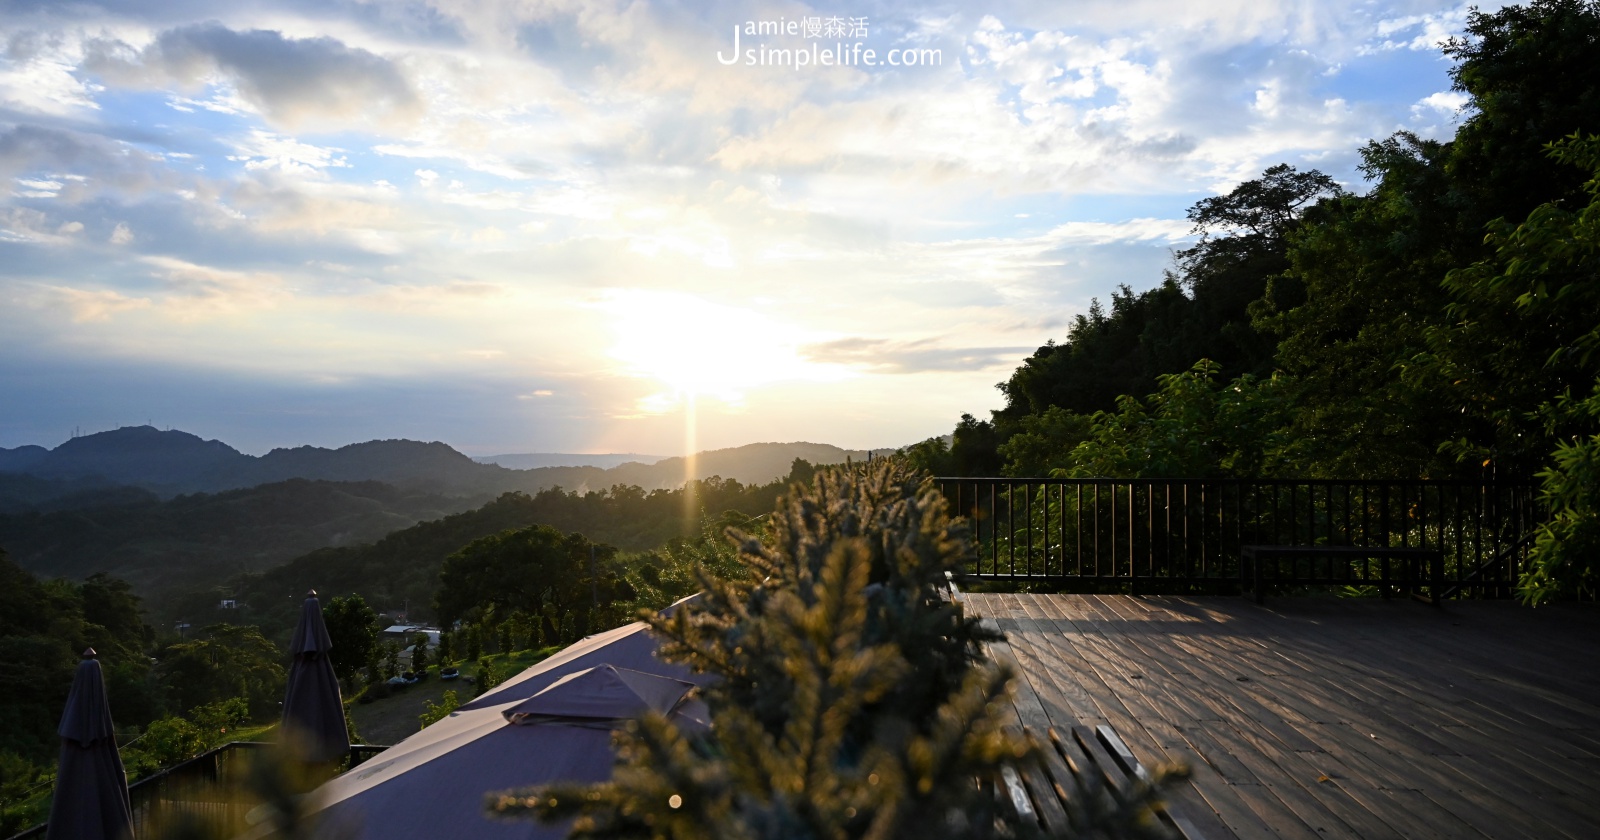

[281,590,349,763]
[47,648,133,840]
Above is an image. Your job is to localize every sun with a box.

[602,289,843,407]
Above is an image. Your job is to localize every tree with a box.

[997,406,1095,476]
[1057,362,1293,479]
[1185,164,1344,244]
[786,457,818,486]
[1253,0,1600,479]
[434,525,630,640]
[1250,134,1471,478]
[0,553,160,768]
[410,632,430,672]
[1443,0,1600,229]
[121,697,249,776]
[1431,135,1600,601]
[322,594,379,686]
[158,624,286,718]
[977,164,1341,479]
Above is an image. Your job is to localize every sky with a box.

[0,0,1493,457]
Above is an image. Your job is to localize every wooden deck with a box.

[964,592,1600,839]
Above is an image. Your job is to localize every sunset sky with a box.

[0,0,1491,456]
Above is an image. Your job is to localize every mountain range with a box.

[0,426,873,502]
[0,427,883,598]
[472,453,669,469]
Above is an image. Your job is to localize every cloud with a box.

[29,284,152,322]
[1,206,75,244]
[13,177,63,198]
[84,23,419,129]
[1047,218,1193,244]
[0,29,104,115]
[0,0,1489,455]
[1412,90,1469,117]
[0,125,174,197]
[803,337,1030,373]
[1366,5,1473,53]
[226,130,349,174]
[139,254,286,318]
[108,221,133,244]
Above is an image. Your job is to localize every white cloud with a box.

[226,130,350,175]
[14,177,63,198]
[1412,90,1469,117]
[0,31,104,116]
[109,222,133,244]
[1366,5,1474,53]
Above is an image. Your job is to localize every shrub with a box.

[420,691,460,730]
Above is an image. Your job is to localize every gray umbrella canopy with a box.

[281,591,350,763]
[48,649,133,840]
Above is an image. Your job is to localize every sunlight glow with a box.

[601,289,848,411]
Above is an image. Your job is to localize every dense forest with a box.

[0,550,286,833]
[909,0,1600,603]
[155,461,820,637]
[0,479,488,597]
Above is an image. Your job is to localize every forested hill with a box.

[155,467,812,638]
[0,427,870,499]
[910,0,1600,602]
[0,434,862,601]
[0,479,487,596]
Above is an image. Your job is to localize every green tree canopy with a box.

[0,551,158,761]
[158,623,285,718]
[433,524,631,640]
[1432,134,1600,601]
[322,594,379,684]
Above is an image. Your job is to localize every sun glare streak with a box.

[683,392,697,531]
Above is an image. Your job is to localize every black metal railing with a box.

[937,477,1542,597]
[6,742,392,840]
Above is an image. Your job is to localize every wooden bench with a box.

[997,724,1207,839]
[1240,545,1445,606]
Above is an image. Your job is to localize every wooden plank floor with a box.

[963,592,1600,840]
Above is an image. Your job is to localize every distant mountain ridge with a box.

[0,445,48,473]
[474,453,669,470]
[0,426,872,499]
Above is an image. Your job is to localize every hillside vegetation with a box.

[155,461,821,636]
[0,479,485,596]
[914,0,1600,601]
[0,437,868,600]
